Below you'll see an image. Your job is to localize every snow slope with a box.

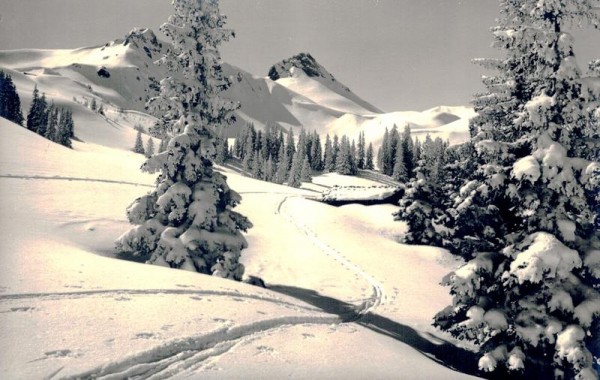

[0,112,480,379]
[0,29,475,154]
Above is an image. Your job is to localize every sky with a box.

[0,0,597,112]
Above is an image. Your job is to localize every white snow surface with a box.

[0,110,479,379]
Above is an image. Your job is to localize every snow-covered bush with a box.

[116,0,251,279]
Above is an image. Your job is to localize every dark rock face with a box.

[268,52,329,81]
[97,67,110,78]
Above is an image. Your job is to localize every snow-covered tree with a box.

[145,137,155,158]
[0,70,24,125]
[44,103,58,141]
[357,131,366,170]
[323,134,334,172]
[288,149,302,188]
[365,142,374,170]
[26,87,48,135]
[133,130,145,154]
[116,0,251,279]
[300,155,312,182]
[430,1,600,378]
[55,108,73,148]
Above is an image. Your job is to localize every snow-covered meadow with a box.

[0,111,477,379]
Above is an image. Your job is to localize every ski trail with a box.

[0,289,320,312]
[0,174,153,188]
[64,315,340,380]
[276,196,385,317]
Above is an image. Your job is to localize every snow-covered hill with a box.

[0,29,475,153]
[0,110,480,378]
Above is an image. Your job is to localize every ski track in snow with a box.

[275,195,385,318]
[0,174,153,188]
[0,289,320,313]
[63,316,340,380]
[1,172,390,376]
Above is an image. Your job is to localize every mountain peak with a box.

[268,53,340,83]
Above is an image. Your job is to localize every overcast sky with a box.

[0,0,597,111]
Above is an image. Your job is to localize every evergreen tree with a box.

[401,125,415,177]
[214,135,228,164]
[0,70,24,125]
[336,136,355,175]
[44,103,58,141]
[26,87,48,135]
[287,150,302,188]
[145,137,155,158]
[365,142,374,170]
[55,108,73,148]
[300,155,312,182]
[357,131,366,170]
[285,129,295,170]
[158,138,168,153]
[133,130,145,154]
[310,131,323,171]
[274,140,289,184]
[414,2,600,377]
[116,0,251,279]
[392,142,407,182]
[332,134,340,169]
[324,134,334,172]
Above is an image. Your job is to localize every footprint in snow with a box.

[302,333,315,339]
[256,345,274,354]
[45,349,79,358]
[2,306,36,313]
[134,332,155,339]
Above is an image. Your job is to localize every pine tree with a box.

[357,131,366,170]
[158,138,168,153]
[0,70,24,125]
[392,142,407,182]
[116,0,251,279]
[285,129,296,169]
[287,150,302,188]
[145,137,155,158]
[44,103,58,141]
[133,130,145,154]
[332,134,339,169]
[336,136,354,175]
[421,2,600,378]
[324,134,334,172]
[365,142,374,170]
[26,87,48,135]
[401,125,415,177]
[274,141,288,184]
[55,108,73,148]
[300,155,312,182]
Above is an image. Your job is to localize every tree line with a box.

[0,71,74,149]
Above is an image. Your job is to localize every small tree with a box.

[0,70,24,125]
[365,142,374,170]
[116,0,251,279]
[133,130,145,154]
[145,137,155,158]
[300,155,312,182]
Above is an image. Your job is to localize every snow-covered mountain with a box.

[0,28,475,151]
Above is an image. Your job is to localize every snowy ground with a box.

[0,113,480,379]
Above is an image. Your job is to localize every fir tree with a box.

[324,134,334,172]
[274,141,289,184]
[116,0,251,279]
[0,70,24,125]
[416,2,600,378]
[300,155,312,182]
[26,87,48,135]
[55,108,73,148]
[158,138,168,153]
[287,150,302,188]
[44,103,58,141]
[145,137,155,158]
[133,130,145,154]
[357,131,366,170]
[392,142,407,182]
[365,142,374,170]
[401,125,415,177]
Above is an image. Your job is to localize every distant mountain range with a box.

[0,28,475,152]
